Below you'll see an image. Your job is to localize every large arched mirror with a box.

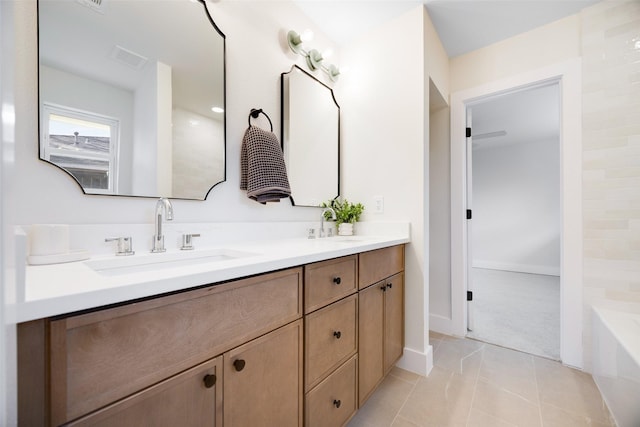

[281,65,340,207]
[38,0,226,200]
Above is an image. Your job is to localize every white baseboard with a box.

[395,345,433,376]
[473,260,560,277]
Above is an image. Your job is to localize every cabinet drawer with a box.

[305,356,357,427]
[305,294,357,391]
[68,356,222,427]
[358,245,404,289]
[50,267,302,424]
[305,255,357,313]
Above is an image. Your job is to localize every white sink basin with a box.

[85,248,258,276]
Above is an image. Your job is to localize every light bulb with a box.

[300,29,314,43]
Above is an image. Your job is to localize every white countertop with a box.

[17,231,409,323]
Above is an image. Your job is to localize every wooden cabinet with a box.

[305,355,358,427]
[304,257,359,427]
[305,294,357,391]
[68,356,222,427]
[384,273,404,372]
[357,281,384,405]
[358,246,404,290]
[17,244,406,426]
[19,267,302,426]
[358,273,404,405]
[358,245,405,406]
[304,255,357,314]
[223,320,303,427]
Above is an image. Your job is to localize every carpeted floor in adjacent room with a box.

[466,268,560,360]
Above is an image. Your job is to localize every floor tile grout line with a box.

[531,354,545,426]
[389,375,420,427]
[464,343,484,427]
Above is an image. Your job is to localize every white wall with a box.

[341,5,428,373]
[450,14,581,93]
[429,97,451,322]
[472,138,560,276]
[340,5,450,375]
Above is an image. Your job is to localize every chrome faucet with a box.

[152,197,174,253]
[320,207,336,238]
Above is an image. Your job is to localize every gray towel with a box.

[240,125,291,204]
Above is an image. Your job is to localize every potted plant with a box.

[321,197,365,236]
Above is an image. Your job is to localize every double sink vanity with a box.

[25,0,408,424]
[17,224,409,427]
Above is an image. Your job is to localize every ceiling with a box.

[293,0,599,57]
[293,0,588,147]
[470,83,560,150]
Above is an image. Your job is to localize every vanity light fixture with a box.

[287,30,340,82]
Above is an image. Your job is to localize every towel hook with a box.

[248,108,273,132]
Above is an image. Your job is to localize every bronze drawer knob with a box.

[233,359,246,372]
[333,330,342,339]
[333,276,342,285]
[203,374,216,388]
[333,399,341,408]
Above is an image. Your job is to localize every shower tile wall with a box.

[581,0,640,366]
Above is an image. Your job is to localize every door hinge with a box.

[466,209,472,220]
[466,127,471,138]
[467,291,473,301]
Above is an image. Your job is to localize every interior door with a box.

[466,107,474,332]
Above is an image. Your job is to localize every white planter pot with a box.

[338,223,354,236]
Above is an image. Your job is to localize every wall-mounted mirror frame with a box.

[37,0,226,200]
[281,65,340,207]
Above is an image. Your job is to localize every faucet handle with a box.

[105,237,135,256]
[181,233,201,250]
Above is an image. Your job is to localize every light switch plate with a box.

[373,196,384,214]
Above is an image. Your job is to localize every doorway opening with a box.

[450,59,584,369]
[465,83,561,360]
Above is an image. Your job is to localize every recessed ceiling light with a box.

[211,106,224,113]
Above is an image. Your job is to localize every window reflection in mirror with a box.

[42,104,119,194]
[37,0,226,200]
[281,66,340,207]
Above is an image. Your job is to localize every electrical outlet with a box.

[373,196,384,214]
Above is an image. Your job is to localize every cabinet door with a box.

[68,356,222,427]
[50,267,302,423]
[384,273,404,373]
[357,282,385,406]
[224,320,303,427]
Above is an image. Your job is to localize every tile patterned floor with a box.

[347,332,614,427]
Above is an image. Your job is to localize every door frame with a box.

[450,58,583,369]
